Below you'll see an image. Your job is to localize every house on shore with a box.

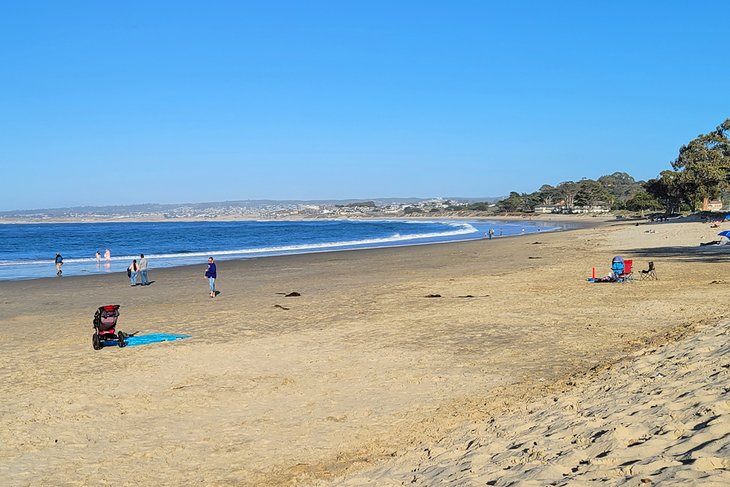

[533,204,611,214]
[534,205,559,214]
[703,198,724,212]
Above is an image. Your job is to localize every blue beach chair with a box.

[611,256,624,279]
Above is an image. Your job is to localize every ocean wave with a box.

[0,222,479,266]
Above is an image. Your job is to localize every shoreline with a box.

[3,217,727,485]
[0,225,564,285]
[0,218,586,283]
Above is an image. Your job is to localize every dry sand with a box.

[326,300,730,486]
[1,217,729,486]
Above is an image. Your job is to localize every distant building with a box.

[552,204,611,214]
[703,198,723,212]
[534,205,559,214]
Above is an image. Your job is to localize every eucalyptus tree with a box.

[556,181,580,208]
[574,180,613,206]
[625,189,663,213]
[644,170,686,214]
[671,119,730,209]
[598,172,640,203]
[537,184,560,205]
[497,192,528,212]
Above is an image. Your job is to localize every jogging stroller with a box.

[92,305,127,350]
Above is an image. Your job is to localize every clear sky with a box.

[1,1,728,211]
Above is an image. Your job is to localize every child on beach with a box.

[205,257,217,298]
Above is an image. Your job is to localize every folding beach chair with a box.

[639,261,658,280]
[619,259,634,282]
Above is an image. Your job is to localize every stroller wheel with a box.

[92,333,102,350]
[117,332,126,348]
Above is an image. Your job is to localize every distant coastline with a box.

[0,197,503,224]
[0,211,607,225]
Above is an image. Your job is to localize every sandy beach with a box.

[2,217,730,486]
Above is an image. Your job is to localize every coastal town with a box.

[0,198,487,222]
[4,184,728,223]
[13,170,730,223]
[0,195,643,222]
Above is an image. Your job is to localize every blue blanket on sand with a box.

[102,333,191,347]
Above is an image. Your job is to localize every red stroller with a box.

[92,305,127,350]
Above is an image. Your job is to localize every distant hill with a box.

[0,196,503,218]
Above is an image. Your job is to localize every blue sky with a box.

[1,1,728,210]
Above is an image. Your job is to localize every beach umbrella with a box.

[718,231,730,238]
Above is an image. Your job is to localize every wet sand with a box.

[1,217,729,485]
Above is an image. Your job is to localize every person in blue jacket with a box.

[205,257,217,298]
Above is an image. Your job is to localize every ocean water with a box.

[0,219,565,281]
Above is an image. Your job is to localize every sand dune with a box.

[326,318,730,486]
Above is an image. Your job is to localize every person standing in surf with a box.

[205,257,217,298]
[54,253,63,276]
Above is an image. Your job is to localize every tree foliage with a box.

[642,119,730,213]
[597,172,641,203]
[493,119,730,216]
[573,180,612,206]
[643,170,687,214]
[497,192,531,212]
[625,189,663,212]
[495,173,643,212]
[670,119,730,209]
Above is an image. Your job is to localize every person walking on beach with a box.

[205,257,217,298]
[138,254,149,285]
[55,253,63,276]
[488,228,495,240]
[128,259,139,286]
